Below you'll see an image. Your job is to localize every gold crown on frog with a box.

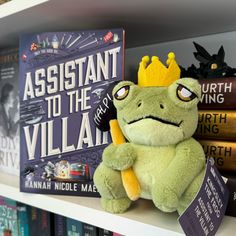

[138,52,181,87]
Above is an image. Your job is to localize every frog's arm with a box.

[153,138,205,212]
[102,143,137,171]
[163,138,205,195]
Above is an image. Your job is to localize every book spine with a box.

[198,140,236,172]
[28,206,39,236]
[38,209,52,236]
[224,175,236,217]
[82,223,98,236]
[0,197,18,236]
[17,203,29,236]
[198,77,236,110]
[54,215,66,236]
[98,228,113,236]
[194,110,236,140]
[66,218,83,236]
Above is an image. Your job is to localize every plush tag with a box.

[178,158,229,236]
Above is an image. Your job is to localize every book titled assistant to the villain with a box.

[19,29,124,196]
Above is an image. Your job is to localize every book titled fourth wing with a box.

[194,110,236,140]
[198,77,236,109]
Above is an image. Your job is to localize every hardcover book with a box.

[19,29,124,196]
[0,197,18,236]
[199,140,236,172]
[194,110,236,141]
[198,77,236,110]
[0,48,19,176]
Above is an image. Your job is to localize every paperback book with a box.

[19,29,124,196]
[0,48,19,176]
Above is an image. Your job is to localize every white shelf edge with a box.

[0,172,185,236]
[0,0,49,19]
[0,172,235,236]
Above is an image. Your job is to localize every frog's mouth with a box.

[127,115,183,127]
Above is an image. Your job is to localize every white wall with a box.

[126,31,236,79]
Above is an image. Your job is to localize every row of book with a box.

[0,195,123,236]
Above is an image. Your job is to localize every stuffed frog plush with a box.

[94,76,205,215]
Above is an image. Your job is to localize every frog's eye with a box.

[114,85,130,100]
[177,84,196,102]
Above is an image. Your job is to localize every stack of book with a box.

[194,77,236,217]
[181,42,236,217]
[0,195,124,236]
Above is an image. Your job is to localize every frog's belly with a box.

[132,144,176,199]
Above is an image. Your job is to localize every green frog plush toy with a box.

[94,53,206,215]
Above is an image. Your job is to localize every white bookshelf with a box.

[0,0,236,235]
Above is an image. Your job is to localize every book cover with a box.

[0,48,19,176]
[198,77,236,110]
[54,214,66,236]
[19,29,124,196]
[98,228,112,236]
[199,140,236,172]
[66,217,83,236]
[82,223,98,236]
[222,174,236,217]
[0,197,18,236]
[17,202,29,236]
[194,110,236,141]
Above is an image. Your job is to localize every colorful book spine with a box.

[82,223,98,236]
[0,197,18,236]
[66,217,83,236]
[199,140,236,172]
[198,77,236,110]
[222,175,236,217]
[17,203,29,236]
[54,214,66,236]
[194,110,236,140]
[0,48,19,176]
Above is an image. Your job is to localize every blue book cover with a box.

[54,214,66,236]
[0,196,19,236]
[66,218,83,236]
[17,202,30,236]
[19,29,124,196]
